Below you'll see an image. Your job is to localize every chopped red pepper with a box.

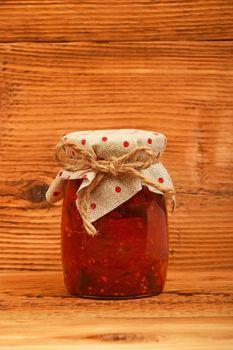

[61,179,168,299]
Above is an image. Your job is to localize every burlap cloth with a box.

[46,129,175,226]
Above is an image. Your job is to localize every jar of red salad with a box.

[46,129,175,299]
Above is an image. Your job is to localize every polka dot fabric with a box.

[46,129,174,223]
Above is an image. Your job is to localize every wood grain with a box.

[0,270,232,349]
[0,41,233,271]
[0,2,232,348]
[0,193,233,271]
[0,1,233,42]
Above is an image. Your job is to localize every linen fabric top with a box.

[46,129,174,223]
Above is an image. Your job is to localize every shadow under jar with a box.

[61,179,169,299]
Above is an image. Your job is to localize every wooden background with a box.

[0,1,233,349]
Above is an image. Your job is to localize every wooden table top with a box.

[1,269,232,349]
[1,1,233,349]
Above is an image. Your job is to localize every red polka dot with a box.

[147,138,152,144]
[81,139,86,145]
[59,171,63,177]
[53,191,59,197]
[123,141,129,148]
[115,186,121,193]
[102,136,108,142]
[158,177,164,183]
[90,203,96,209]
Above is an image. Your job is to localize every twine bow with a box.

[55,140,175,236]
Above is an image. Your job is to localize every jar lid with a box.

[46,129,175,235]
[60,129,166,158]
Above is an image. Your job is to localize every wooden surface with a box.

[1,0,233,42]
[0,270,232,349]
[0,1,233,348]
[0,41,233,271]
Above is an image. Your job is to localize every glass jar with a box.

[61,179,168,299]
[46,129,175,299]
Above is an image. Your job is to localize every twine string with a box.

[55,140,175,236]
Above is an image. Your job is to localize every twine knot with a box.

[107,157,120,176]
[55,140,175,236]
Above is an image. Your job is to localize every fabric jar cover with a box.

[46,129,175,223]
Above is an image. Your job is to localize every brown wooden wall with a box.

[0,1,233,272]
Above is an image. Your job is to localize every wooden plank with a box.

[1,270,233,315]
[0,1,233,42]
[0,41,233,271]
[1,318,232,350]
[0,193,232,271]
[0,270,232,349]
[0,42,232,189]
